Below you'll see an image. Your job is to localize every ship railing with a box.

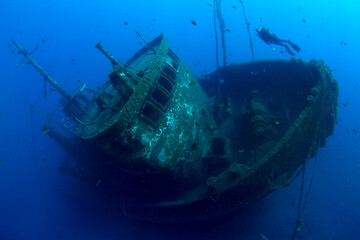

[62,117,96,133]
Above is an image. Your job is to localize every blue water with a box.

[1,0,359,239]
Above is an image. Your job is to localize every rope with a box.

[239,0,255,60]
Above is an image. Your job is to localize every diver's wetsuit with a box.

[256,27,301,56]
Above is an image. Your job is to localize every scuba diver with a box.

[256,27,301,56]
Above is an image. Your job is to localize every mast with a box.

[94,40,121,67]
[94,40,136,70]
[11,39,71,101]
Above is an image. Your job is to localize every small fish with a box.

[71,58,74,62]
[41,39,45,44]
[291,202,295,207]
[229,53,232,56]
[307,35,310,39]
[239,149,245,153]
[347,129,350,134]
[191,20,197,26]
[260,17,263,22]
[272,48,276,51]
[260,233,269,240]
[0,112,2,117]
[225,29,231,32]
[124,21,128,25]
[353,129,358,134]
[42,158,47,162]
[41,129,49,134]
[274,121,280,125]
[188,82,195,86]
[219,102,225,108]
[232,6,237,9]
[96,179,101,186]
[77,79,81,82]
[167,74,173,79]
[341,42,343,45]
[302,19,307,23]
[343,103,348,107]
[280,50,284,53]
[195,122,200,127]
[208,3,212,6]
[76,71,80,74]
[8,96,12,100]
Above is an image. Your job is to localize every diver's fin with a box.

[288,49,295,56]
[284,45,295,56]
[287,41,301,52]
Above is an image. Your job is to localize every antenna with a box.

[134,29,156,54]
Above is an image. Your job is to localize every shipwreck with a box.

[11,34,338,222]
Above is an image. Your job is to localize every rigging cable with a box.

[29,102,53,221]
[291,139,321,240]
[215,0,228,66]
[213,0,222,124]
[291,150,320,240]
[291,84,325,240]
[239,0,255,60]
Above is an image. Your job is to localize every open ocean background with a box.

[0,0,359,239]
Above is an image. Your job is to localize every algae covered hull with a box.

[12,35,338,222]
